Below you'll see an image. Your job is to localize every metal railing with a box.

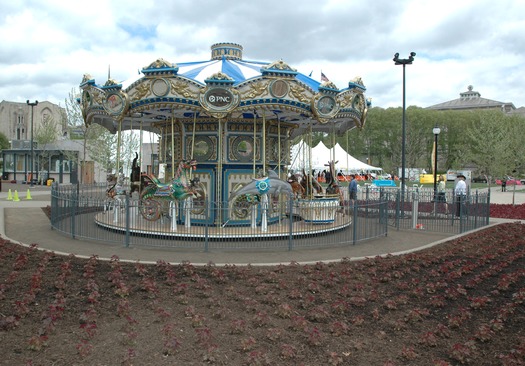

[358,185,490,234]
[50,183,388,251]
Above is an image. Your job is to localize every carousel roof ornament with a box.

[204,71,235,85]
[142,58,179,76]
[79,42,370,137]
[101,78,122,90]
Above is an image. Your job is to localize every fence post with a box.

[486,190,491,226]
[50,184,57,228]
[352,201,358,245]
[288,196,294,251]
[411,186,419,229]
[395,189,400,230]
[125,195,130,248]
[71,184,79,239]
[474,189,480,228]
[204,199,209,252]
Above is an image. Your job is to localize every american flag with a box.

[321,72,329,82]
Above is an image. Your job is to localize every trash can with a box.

[47,178,55,186]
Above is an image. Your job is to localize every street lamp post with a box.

[393,52,415,214]
[433,126,441,198]
[26,100,38,187]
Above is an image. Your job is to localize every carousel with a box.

[79,42,370,238]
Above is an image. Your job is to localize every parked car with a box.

[495,176,522,185]
[472,175,488,183]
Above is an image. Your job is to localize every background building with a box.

[426,85,518,114]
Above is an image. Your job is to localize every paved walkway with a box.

[1,182,523,265]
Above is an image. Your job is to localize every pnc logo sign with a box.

[206,89,233,107]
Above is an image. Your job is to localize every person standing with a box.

[454,174,467,217]
[348,174,358,208]
[502,178,507,192]
[436,174,448,214]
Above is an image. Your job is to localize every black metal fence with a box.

[50,183,490,251]
[359,185,490,234]
[50,183,388,251]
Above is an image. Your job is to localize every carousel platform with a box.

[94,206,350,240]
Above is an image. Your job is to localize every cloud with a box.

[1,0,524,109]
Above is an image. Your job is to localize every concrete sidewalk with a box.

[1,182,523,265]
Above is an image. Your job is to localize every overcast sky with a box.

[2,0,524,109]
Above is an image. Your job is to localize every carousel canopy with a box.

[79,42,370,138]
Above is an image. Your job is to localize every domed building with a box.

[79,43,369,226]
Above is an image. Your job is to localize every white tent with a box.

[289,141,382,173]
[333,143,382,173]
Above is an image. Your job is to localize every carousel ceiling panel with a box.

[177,58,265,85]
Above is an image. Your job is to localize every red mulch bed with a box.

[1,203,525,364]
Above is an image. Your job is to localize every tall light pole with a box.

[433,126,441,197]
[393,52,415,213]
[26,100,38,187]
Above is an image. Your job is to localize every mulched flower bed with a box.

[1,208,525,364]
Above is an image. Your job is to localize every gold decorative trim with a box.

[170,80,198,99]
[130,80,152,101]
[289,84,310,104]
[240,81,269,99]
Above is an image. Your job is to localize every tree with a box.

[34,113,62,182]
[66,88,141,182]
[0,132,9,150]
[464,110,523,179]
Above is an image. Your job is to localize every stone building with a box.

[0,100,78,183]
[426,85,519,114]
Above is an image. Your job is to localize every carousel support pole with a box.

[308,121,313,199]
[170,201,178,232]
[261,194,268,232]
[184,197,192,228]
[262,110,266,172]
[190,112,197,159]
[171,111,175,180]
[251,204,257,229]
[116,119,122,176]
[113,198,120,223]
[346,132,350,178]
[217,118,223,228]
[331,122,336,163]
[139,119,143,176]
[253,110,257,177]
[190,111,197,180]
[276,112,281,178]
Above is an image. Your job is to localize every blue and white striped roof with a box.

[134,42,322,91]
[178,58,321,91]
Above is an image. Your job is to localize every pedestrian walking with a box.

[454,174,467,217]
[348,174,358,209]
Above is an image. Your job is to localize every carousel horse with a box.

[229,170,293,201]
[129,152,141,197]
[106,172,126,200]
[324,160,345,210]
[105,172,127,211]
[287,173,305,198]
[301,169,324,197]
[139,159,200,221]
